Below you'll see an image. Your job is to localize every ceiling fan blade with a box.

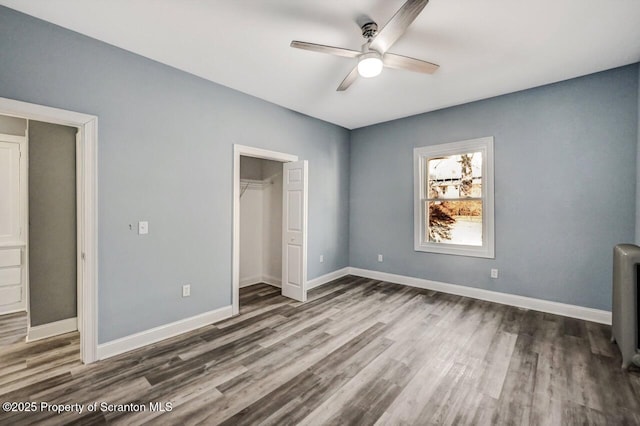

[383,53,439,74]
[337,66,359,91]
[370,0,429,54]
[290,41,360,58]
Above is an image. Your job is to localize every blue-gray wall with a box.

[0,6,350,343]
[350,65,639,311]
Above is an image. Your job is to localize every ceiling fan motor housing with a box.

[361,22,378,39]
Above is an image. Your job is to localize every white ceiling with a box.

[1,0,639,129]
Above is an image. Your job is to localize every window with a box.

[414,137,494,258]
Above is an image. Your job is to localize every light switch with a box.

[138,221,149,235]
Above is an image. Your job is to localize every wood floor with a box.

[0,311,26,346]
[1,275,640,425]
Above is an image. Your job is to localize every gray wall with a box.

[0,6,350,343]
[350,65,638,311]
[28,120,77,326]
[0,114,26,136]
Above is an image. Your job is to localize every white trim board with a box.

[240,276,282,289]
[240,275,263,288]
[240,275,282,288]
[262,275,281,288]
[0,97,99,364]
[348,268,611,325]
[0,307,27,316]
[242,267,350,292]
[27,317,77,342]
[97,305,233,360]
[307,267,350,290]
[241,280,282,290]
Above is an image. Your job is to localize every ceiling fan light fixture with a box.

[357,52,383,78]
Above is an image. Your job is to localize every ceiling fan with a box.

[290,0,439,91]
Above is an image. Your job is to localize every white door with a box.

[282,160,308,302]
[0,135,26,315]
[0,140,21,244]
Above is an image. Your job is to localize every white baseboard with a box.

[307,267,350,290]
[97,305,233,360]
[96,265,609,361]
[0,307,27,316]
[27,317,77,342]
[262,275,281,288]
[241,276,281,288]
[240,275,262,288]
[348,267,612,325]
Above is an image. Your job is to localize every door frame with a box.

[232,144,298,315]
[0,97,98,364]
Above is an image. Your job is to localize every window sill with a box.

[414,242,494,259]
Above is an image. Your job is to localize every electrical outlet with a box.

[378,254,383,262]
[490,269,499,279]
[320,254,324,263]
[182,284,191,297]
[138,221,149,235]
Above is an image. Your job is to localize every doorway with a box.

[239,156,284,291]
[27,121,78,341]
[0,97,98,364]
[232,145,308,315]
[0,118,78,348]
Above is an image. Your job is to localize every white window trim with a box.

[414,136,495,258]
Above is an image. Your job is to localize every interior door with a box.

[282,160,308,302]
[0,135,26,315]
[0,140,21,244]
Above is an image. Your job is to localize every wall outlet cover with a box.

[138,221,149,235]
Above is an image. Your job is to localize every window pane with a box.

[426,200,482,246]
[427,152,482,199]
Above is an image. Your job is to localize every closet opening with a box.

[238,156,284,309]
[232,145,308,315]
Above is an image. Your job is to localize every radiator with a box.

[612,244,640,369]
